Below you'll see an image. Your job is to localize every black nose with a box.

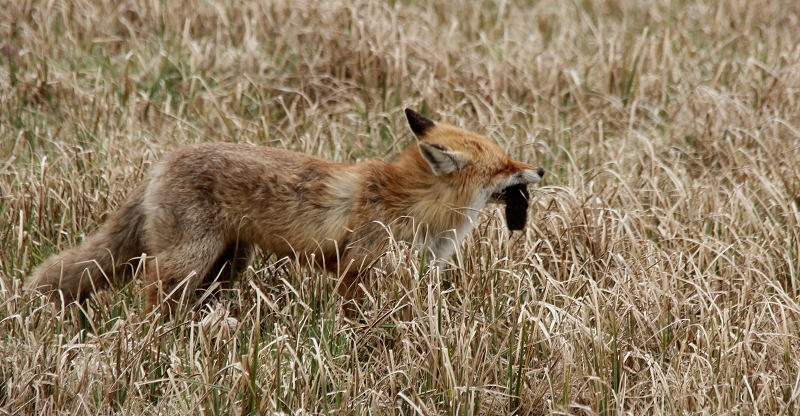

[537,167,544,177]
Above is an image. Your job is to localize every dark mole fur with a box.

[504,184,529,231]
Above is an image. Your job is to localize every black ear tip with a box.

[405,108,436,136]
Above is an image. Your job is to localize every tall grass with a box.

[2,0,800,414]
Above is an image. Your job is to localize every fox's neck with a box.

[357,147,482,236]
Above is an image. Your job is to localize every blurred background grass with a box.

[2,0,800,414]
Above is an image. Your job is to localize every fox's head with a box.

[404,108,544,230]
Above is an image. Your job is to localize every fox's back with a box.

[144,143,362,258]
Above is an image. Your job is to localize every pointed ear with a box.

[405,108,436,137]
[418,142,469,175]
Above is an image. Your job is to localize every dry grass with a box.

[2,0,800,414]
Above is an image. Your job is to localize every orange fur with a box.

[26,109,544,315]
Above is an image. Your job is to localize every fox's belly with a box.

[253,231,347,267]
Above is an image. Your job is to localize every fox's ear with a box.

[418,142,469,175]
[405,108,436,137]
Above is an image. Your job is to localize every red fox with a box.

[27,109,544,314]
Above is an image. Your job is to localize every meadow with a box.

[2,0,800,414]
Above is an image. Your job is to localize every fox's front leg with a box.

[337,270,365,319]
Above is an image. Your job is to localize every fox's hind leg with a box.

[143,241,225,315]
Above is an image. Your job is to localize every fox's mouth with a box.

[491,189,509,203]
[491,185,528,203]
[490,168,543,231]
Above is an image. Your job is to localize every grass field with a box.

[3,0,800,414]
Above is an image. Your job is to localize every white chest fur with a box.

[422,188,491,267]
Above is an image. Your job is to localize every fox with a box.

[26,109,544,315]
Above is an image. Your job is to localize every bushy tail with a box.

[26,184,147,304]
